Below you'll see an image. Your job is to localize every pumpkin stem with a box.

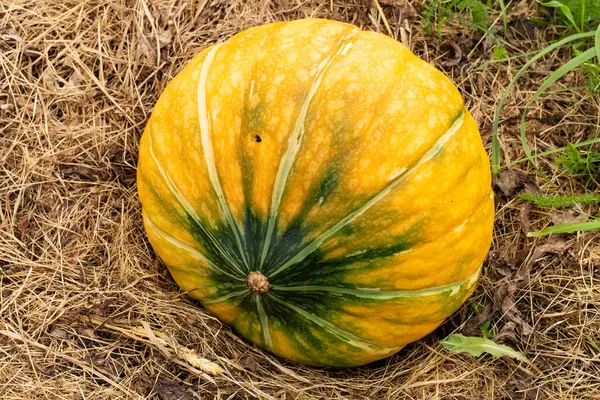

[247,271,271,294]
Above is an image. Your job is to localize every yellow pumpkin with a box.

[137,18,494,367]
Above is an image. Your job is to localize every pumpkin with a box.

[137,18,494,367]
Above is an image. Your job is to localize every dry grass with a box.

[1,0,599,398]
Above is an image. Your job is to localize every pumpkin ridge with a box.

[416,188,493,246]
[278,156,491,291]
[260,81,402,272]
[238,24,294,269]
[144,212,245,282]
[269,294,400,351]
[294,165,492,286]
[268,109,467,279]
[256,295,273,350]
[202,289,250,304]
[271,267,480,298]
[197,43,250,271]
[343,188,491,282]
[146,130,244,275]
[303,183,492,284]
[257,28,359,271]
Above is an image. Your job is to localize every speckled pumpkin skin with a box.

[137,19,494,367]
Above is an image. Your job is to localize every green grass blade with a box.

[530,47,596,98]
[518,110,548,180]
[589,338,600,353]
[581,0,585,31]
[528,219,600,237]
[541,1,580,31]
[473,50,548,73]
[518,48,597,179]
[491,30,595,175]
[595,23,600,62]
[506,137,600,167]
[499,0,508,36]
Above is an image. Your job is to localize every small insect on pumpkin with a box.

[137,18,494,367]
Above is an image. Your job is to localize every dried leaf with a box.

[41,68,61,90]
[550,210,589,226]
[494,321,518,343]
[379,0,417,18]
[155,378,195,400]
[0,29,23,44]
[439,42,463,68]
[493,280,533,339]
[509,16,536,40]
[378,0,406,5]
[508,368,538,399]
[177,346,225,375]
[49,327,69,340]
[494,169,538,197]
[520,237,570,280]
[464,302,493,336]
[520,202,532,235]
[67,67,84,87]
[16,214,30,234]
[158,32,172,48]
[137,34,156,64]
[61,165,99,181]
[77,327,98,340]
[487,250,517,278]
[141,322,226,375]
[532,237,570,257]
[237,352,261,372]
[476,73,485,93]
[83,316,225,376]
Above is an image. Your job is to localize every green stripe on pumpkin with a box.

[256,295,273,350]
[146,131,244,274]
[258,29,359,271]
[145,214,245,282]
[272,268,479,299]
[267,109,466,278]
[202,289,250,304]
[269,294,398,351]
[197,43,250,271]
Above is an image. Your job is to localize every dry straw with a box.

[1,0,598,398]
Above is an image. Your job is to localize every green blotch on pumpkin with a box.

[247,102,267,130]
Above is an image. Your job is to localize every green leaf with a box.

[528,219,600,237]
[588,338,600,353]
[479,320,494,339]
[542,0,600,30]
[521,192,600,207]
[441,334,528,362]
[457,0,489,28]
[595,23,600,62]
[542,0,579,30]
[529,47,597,98]
[493,46,508,60]
[506,136,600,168]
[555,143,588,173]
[567,0,600,26]
[518,47,597,181]
[565,142,584,161]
